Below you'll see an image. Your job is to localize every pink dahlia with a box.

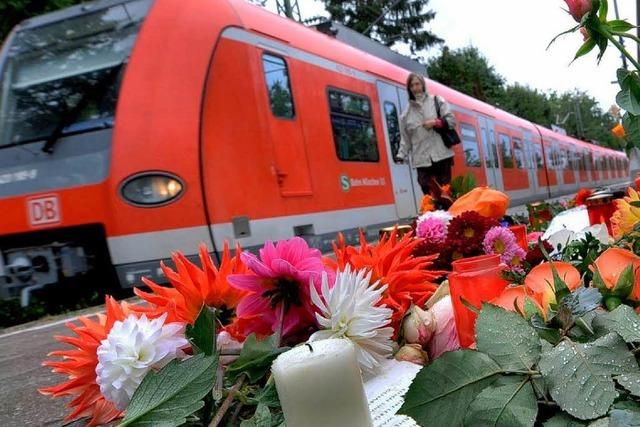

[416,216,447,243]
[227,237,332,341]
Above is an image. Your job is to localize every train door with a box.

[523,133,539,194]
[396,89,426,207]
[260,52,313,197]
[376,80,418,218]
[477,115,503,191]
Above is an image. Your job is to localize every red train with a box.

[0,0,628,302]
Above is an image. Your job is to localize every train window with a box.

[512,138,525,169]
[327,88,379,162]
[499,134,514,168]
[262,54,295,118]
[534,144,544,170]
[460,124,482,167]
[383,102,401,160]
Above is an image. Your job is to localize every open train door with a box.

[376,81,418,218]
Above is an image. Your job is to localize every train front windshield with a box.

[0,0,152,148]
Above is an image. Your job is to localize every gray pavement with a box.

[0,319,82,426]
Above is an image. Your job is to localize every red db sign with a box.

[27,195,61,226]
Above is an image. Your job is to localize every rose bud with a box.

[564,0,593,22]
[395,344,429,366]
[402,304,436,346]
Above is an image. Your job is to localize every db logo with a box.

[27,195,61,226]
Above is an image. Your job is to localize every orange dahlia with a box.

[611,188,640,238]
[39,297,135,426]
[134,242,248,324]
[330,230,445,337]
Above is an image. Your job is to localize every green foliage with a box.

[450,173,477,199]
[0,0,84,42]
[427,46,505,103]
[226,334,288,383]
[401,304,640,426]
[428,46,620,148]
[186,307,216,356]
[593,304,640,342]
[615,373,640,397]
[539,333,637,420]
[314,0,442,54]
[465,377,537,427]
[561,232,607,284]
[475,304,541,371]
[119,353,218,427]
[399,350,502,426]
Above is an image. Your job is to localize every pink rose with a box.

[427,296,461,360]
[395,344,429,366]
[402,305,435,347]
[564,0,593,22]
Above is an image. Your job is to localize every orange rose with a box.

[592,248,640,301]
[524,261,581,309]
[491,285,548,320]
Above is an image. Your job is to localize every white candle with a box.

[272,338,373,427]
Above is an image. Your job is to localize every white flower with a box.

[309,266,394,375]
[95,313,188,410]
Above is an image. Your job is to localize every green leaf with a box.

[240,404,272,427]
[548,25,581,49]
[613,265,635,298]
[608,19,635,32]
[561,287,602,317]
[186,306,216,356]
[542,412,586,426]
[530,313,561,345]
[476,304,541,370]
[592,268,609,294]
[538,333,637,420]
[616,373,640,397]
[398,350,502,426]
[465,377,537,427]
[248,380,281,408]
[630,201,640,208]
[550,262,571,302]
[609,408,640,427]
[617,83,640,116]
[226,334,288,383]
[623,113,640,142]
[119,353,217,427]
[598,0,608,22]
[592,305,640,342]
[574,38,597,61]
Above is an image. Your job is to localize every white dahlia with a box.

[95,313,188,410]
[309,266,394,374]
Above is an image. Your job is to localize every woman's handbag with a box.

[434,96,461,148]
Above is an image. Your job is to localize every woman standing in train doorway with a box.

[396,73,456,206]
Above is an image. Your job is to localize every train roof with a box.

[229,0,623,157]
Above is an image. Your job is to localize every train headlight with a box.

[120,172,184,207]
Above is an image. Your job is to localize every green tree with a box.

[427,46,505,104]
[1,0,84,41]
[548,90,621,149]
[428,45,620,149]
[316,0,442,54]
[497,83,553,126]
